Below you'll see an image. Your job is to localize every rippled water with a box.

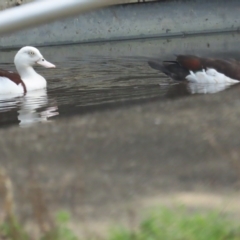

[0,34,240,128]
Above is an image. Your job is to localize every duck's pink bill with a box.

[37,59,56,68]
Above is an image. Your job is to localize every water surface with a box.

[1,33,240,127]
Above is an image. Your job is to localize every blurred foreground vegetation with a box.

[0,165,239,240]
[1,207,240,240]
[108,207,240,240]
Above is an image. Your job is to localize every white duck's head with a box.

[14,46,55,70]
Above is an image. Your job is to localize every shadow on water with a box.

[1,32,240,128]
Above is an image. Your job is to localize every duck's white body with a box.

[0,75,46,94]
[0,46,55,95]
[0,77,24,94]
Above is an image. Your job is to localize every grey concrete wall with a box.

[0,0,239,48]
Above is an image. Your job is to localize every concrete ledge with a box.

[0,0,239,48]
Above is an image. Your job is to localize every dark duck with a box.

[148,55,240,84]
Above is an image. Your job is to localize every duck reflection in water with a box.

[0,89,58,127]
[164,81,236,99]
[187,82,235,94]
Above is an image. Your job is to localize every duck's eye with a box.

[42,59,45,61]
[29,51,35,56]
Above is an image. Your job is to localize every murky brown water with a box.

[0,33,240,127]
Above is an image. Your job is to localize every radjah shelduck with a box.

[0,46,55,95]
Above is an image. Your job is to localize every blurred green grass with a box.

[1,207,240,240]
[108,207,240,240]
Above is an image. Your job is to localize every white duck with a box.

[0,46,55,95]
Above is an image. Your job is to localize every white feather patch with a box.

[186,68,239,84]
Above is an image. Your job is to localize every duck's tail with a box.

[148,60,189,81]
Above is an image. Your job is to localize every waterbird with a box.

[0,46,55,95]
[148,55,240,84]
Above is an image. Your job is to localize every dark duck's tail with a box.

[148,60,190,81]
